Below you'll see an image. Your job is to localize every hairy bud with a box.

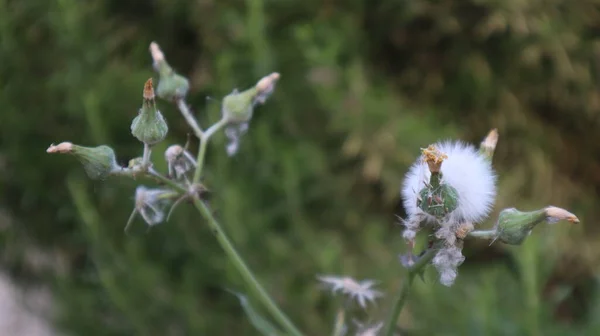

[150,42,190,101]
[47,142,118,180]
[495,206,579,245]
[222,72,281,124]
[131,78,168,145]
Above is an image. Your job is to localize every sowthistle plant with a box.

[48,43,580,336]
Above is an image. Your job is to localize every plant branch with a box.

[176,98,204,138]
[384,248,437,336]
[190,197,303,336]
[192,118,228,184]
[142,144,152,166]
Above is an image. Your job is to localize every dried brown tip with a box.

[143,78,155,100]
[545,206,580,224]
[422,145,448,173]
[482,128,499,150]
[46,142,74,154]
[256,72,280,92]
[149,42,165,63]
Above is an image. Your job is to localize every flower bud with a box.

[47,142,118,180]
[150,42,190,101]
[131,78,168,145]
[222,72,281,124]
[222,87,257,124]
[479,128,498,161]
[495,206,579,245]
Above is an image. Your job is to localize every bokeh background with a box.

[1,0,600,335]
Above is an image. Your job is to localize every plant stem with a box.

[176,99,204,138]
[468,229,497,240]
[383,248,437,336]
[142,144,152,166]
[192,118,228,184]
[193,138,208,184]
[190,197,303,336]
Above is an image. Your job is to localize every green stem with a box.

[192,118,228,184]
[193,137,208,184]
[142,144,152,166]
[384,248,437,336]
[191,197,302,336]
[468,229,498,240]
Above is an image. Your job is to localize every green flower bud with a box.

[417,146,459,218]
[222,87,258,123]
[495,206,579,245]
[222,72,281,124]
[47,142,118,180]
[150,42,189,101]
[131,78,168,145]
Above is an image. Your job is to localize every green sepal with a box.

[131,98,168,145]
[222,87,258,123]
[71,144,118,180]
[155,61,190,101]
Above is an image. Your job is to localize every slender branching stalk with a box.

[384,248,437,336]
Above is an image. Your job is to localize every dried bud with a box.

[422,145,448,173]
[131,78,168,145]
[455,222,474,239]
[164,144,196,179]
[150,42,190,101]
[495,206,579,245]
[47,142,118,180]
[479,128,499,161]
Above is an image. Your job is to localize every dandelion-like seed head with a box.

[402,141,497,225]
[317,275,383,309]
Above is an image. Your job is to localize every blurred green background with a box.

[1,0,600,335]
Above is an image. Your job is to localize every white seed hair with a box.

[401,141,497,225]
[317,275,383,309]
[432,244,465,286]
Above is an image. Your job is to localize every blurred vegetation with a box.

[1,0,600,335]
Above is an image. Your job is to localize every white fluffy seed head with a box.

[401,141,497,224]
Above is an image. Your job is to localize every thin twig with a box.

[176,99,204,138]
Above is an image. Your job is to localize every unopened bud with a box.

[47,142,118,180]
[495,206,579,245]
[222,73,281,124]
[149,42,190,101]
[131,78,168,145]
[479,128,498,161]
[222,87,257,123]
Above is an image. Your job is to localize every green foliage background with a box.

[1,0,600,335]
